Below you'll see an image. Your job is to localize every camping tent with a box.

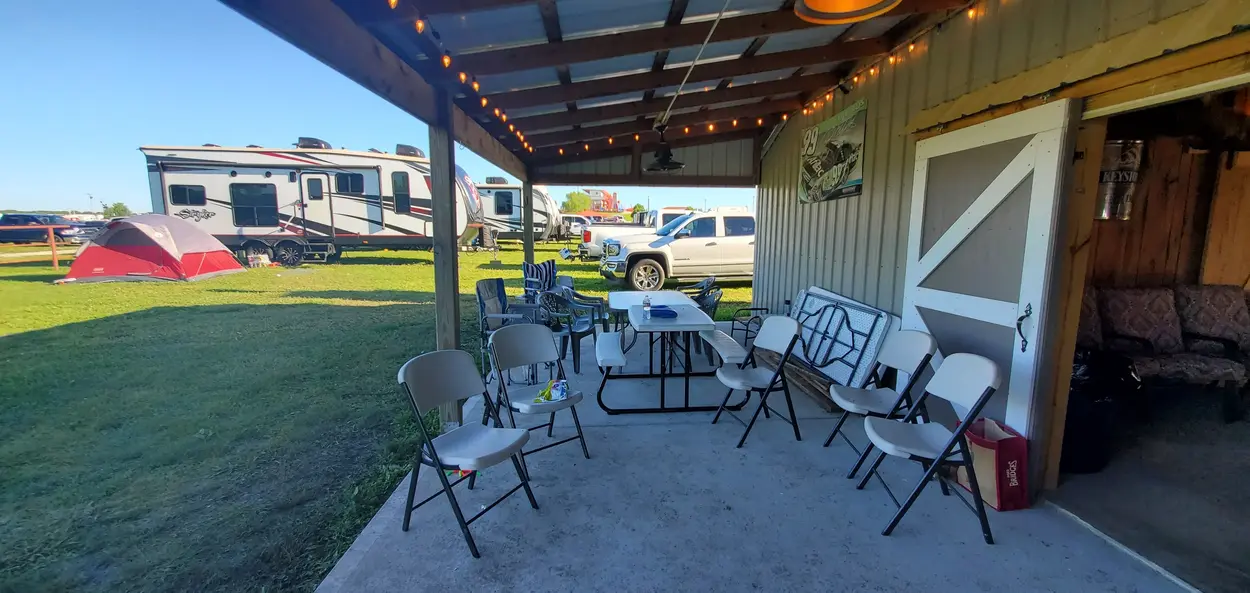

[59,214,244,283]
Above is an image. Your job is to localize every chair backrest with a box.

[924,353,1001,413]
[476,278,508,331]
[875,330,937,375]
[522,259,557,293]
[555,275,574,289]
[398,350,486,413]
[490,323,561,370]
[753,315,800,355]
[695,287,723,317]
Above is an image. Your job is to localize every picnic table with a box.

[598,290,744,414]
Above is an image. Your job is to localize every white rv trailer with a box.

[139,138,483,262]
[473,179,562,241]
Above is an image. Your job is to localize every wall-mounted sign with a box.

[799,98,867,203]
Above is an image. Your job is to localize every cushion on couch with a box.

[1076,287,1103,351]
[1173,284,1250,355]
[1098,288,1185,354]
[1129,352,1247,386]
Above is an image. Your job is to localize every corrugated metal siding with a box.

[754,0,1209,316]
[532,137,755,178]
[534,155,633,175]
[642,138,755,179]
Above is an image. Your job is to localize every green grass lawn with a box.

[0,243,750,592]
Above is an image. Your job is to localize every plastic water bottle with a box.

[642,295,651,320]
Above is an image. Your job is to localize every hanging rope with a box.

[656,0,734,129]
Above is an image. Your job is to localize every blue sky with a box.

[0,1,756,213]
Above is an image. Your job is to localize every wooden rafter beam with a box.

[530,126,767,166]
[512,73,836,130]
[489,38,888,109]
[643,0,693,103]
[523,98,800,147]
[456,0,962,75]
[220,0,525,179]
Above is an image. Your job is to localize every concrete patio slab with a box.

[319,327,1183,593]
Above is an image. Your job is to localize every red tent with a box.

[59,214,244,283]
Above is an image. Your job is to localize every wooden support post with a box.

[522,180,535,265]
[428,88,463,425]
[47,228,59,270]
[1041,117,1107,490]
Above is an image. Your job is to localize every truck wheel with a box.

[628,258,665,291]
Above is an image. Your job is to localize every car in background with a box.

[562,214,591,237]
[0,213,91,244]
[600,208,755,291]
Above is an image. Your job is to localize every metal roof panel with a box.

[681,0,784,23]
[756,25,851,55]
[428,5,548,54]
[557,0,671,39]
[569,54,656,82]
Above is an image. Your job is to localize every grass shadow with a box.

[0,273,62,283]
[286,290,439,303]
[0,299,464,593]
[333,256,431,266]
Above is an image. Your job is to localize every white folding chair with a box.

[822,330,937,477]
[397,350,538,558]
[853,353,1001,544]
[490,324,591,468]
[711,315,802,448]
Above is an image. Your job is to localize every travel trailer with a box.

[474,178,561,241]
[139,138,483,262]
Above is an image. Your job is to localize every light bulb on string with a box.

[707,123,715,132]
[441,52,451,68]
[732,119,738,127]
[471,77,480,92]
[500,112,507,122]
[480,97,488,107]
[634,134,640,141]
[458,72,467,84]
[414,19,425,34]
[558,148,564,155]
[387,0,398,9]
[607,137,613,145]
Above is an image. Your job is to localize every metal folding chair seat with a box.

[397,350,538,558]
[821,330,937,479]
[489,324,592,470]
[711,315,802,448]
[853,353,1001,544]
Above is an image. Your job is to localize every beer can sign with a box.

[1096,140,1144,220]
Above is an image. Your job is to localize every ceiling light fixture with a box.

[794,0,903,25]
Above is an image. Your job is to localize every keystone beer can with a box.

[1096,140,1144,220]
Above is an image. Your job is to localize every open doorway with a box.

[1052,87,1250,593]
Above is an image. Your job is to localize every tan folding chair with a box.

[397,350,538,558]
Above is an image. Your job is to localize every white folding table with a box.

[597,298,745,414]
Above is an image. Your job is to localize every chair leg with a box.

[823,411,851,447]
[595,367,612,410]
[737,391,768,448]
[433,462,479,557]
[856,451,888,490]
[402,461,420,531]
[572,335,582,374]
[847,443,875,479]
[512,454,539,510]
[882,456,943,538]
[712,388,736,424]
[547,413,556,437]
[468,470,477,490]
[958,437,995,544]
[782,381,801,441]
[570,405,591,459]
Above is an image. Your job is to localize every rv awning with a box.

[221,0,965,186]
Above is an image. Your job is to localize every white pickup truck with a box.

[599,208,755,291]
[577,208,690,260]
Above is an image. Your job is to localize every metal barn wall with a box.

[533,154,633,176]
[532,137,755,180]
[754,0,1209,315]
[641,139,755,180]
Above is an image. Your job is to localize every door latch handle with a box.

[1016,303,1033,352]
[706,242,717,246]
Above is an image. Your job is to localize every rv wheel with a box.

[273,241,305,267]
[242,242,272,263]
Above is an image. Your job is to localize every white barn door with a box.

[903,100,1079,439]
